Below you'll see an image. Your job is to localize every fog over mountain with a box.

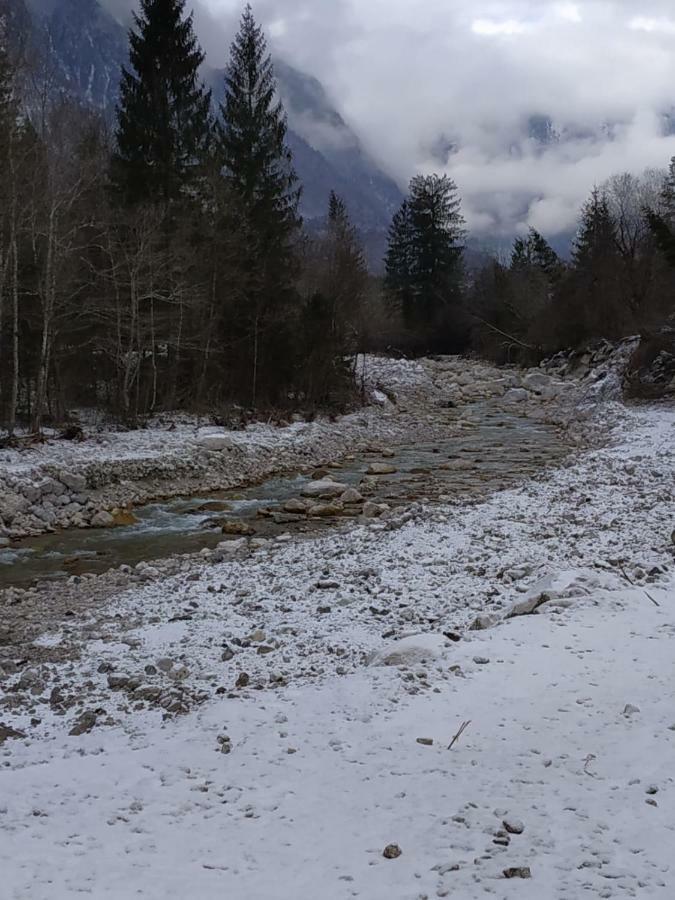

[100,0,675,244]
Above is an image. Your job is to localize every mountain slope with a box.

[14,0,402,246]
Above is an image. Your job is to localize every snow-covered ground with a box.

[1,400,674,899]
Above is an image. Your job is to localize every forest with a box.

[1,0,674,435]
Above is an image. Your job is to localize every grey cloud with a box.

[106,0,675,240]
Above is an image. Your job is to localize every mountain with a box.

[7,0,402,263]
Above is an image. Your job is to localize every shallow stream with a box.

[0,409,567,588]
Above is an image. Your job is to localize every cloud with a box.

[109,1,675,241]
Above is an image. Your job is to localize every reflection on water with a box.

[0,410,566,588]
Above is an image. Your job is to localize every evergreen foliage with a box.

[112,0,212,205]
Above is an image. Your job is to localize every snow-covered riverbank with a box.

[1,389,673,898]
[0,356,574,540]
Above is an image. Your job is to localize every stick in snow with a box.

[618,565,660,607]
[448,720,472,750]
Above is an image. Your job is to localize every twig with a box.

[448,720,472,750]
[618,565,660,607]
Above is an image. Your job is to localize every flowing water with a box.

[0,410,568,588]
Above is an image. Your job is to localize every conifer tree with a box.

[511,228,562,281]
[385,175,465,330]
[216,4,301,407]
[572,188,617,270]
[218,4,300,240]
[112,0,212,205]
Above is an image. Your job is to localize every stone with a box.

[222,520,255,536]
[0,723,26,744]
[503,388,530,404]
[59,472,87,493]
[0,490,29,524]
[367,463,397,476]
[91,511,114,528]
[235,672,250,689]
[69,710,98,736]
[362,501,388,519]
[0,537,10,549]
[469,614,499,631]
[503,818,525,835]
[308,503,343,518]
[301,479,346,500]
[283,499,308,514]
[111,509,138,527]
[383,844,402,860]
[370,634,447,667]
[107,674,130,690]
[416,737,434,746]
[340,488,364,504]
[249,629,266,643]
[156,658,174,673]
[197,431,236,452]
[221,646,235,662]
[523,372,553,393]
[503,867,531,879]
[623,704,641,717]
[473,656,490,665]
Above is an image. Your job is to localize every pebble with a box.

[503,818,525,835]
[383,844,403,860]
[473,656,490,665]
[503,867,531,879]
[416,737,434,746]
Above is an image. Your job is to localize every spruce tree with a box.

[572,188,617,270]
[384,199,415,322]
[112,0,212,205]
[385,175,465,330]
[511,228,561,281]
[216,4,301,407]
[218,4,300,240]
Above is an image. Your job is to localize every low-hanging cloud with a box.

[106,0,675,240]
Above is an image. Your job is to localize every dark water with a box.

[0,411,566,588]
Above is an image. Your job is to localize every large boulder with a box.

[503,388,530,404]
[367,463,397,476]
[301,479,346,500]
[0,490,29,524]
[59,471,87,493]
[196,429,236,452]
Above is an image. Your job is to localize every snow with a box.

[1,402,674,898]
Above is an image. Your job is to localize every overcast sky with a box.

[108,1,675,239]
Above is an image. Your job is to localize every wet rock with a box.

[340,488,363,504]
[111,508,138,527]
[383,844,403,860]
[367,463,397,476]
[283,499,308,514]
[301,479,346,500]
[308,503,343,518]
[222,520,255,536]
[91,511,114,528]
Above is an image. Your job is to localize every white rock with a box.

[91,511,114,528]
[503,388,530,404]
[59,472,87,493]
[197,431,236,452]
[369,633,448,667]
[301,479,346,500]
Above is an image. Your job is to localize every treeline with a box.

[381,168,675,363]
[0,2,368,434]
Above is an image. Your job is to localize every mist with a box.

[102,0,675,239]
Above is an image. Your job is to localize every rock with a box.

[340,488,363,504]
[235,672,250,689]
[367,463,397,476]
[506,592,552,618]
[222,520,255,536]
[283,499,308,514]
[473,656,490,665]
[221,646,235,662]
[646,785,659,795]
[91,511,114,528]
[523,372,553,393]
[249,629,266,643]
[59,472,87,493]
[0,490,29,523]
[0,537,10,549]
[0,723,26,744]
[308,503,343,518]
[503,867,531,879]
[197,431,236,452]
[383,844,402,860]
[69,710,98,736]
[416,737,434,746]
[381,449,396,458]
[362,501,389,519]
[107,674,130,690]
[503,388,530,404]
[156,658,174,673]
[213,539,247,559]
[111,508,138,527]
[503,818,525,835]
[370,634,447,667]
[301,479,346,500]
[623,704,641,717]
[469,614,498,631]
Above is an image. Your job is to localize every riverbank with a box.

[0,356,578,540]
[0,384,673,897]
